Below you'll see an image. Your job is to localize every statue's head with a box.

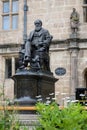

[34,19,42,31]
[73,8,76,12]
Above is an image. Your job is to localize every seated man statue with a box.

[24,19,53,72]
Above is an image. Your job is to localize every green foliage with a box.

[0,86,29,130]
[0,109,20,130]
[36,102,87,130]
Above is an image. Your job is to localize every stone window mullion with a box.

[10,0,12,29]
[12,57,15,76]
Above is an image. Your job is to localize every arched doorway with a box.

[75,69,87,101]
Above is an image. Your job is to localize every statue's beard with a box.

[35,27,42,31]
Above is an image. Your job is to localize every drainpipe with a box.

[23,0,28,44]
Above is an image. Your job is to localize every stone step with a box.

[16,114,40,130]
[18,114,39,119]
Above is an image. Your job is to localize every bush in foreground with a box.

[36,102,87,130]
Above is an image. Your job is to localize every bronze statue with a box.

[19,19,53,72]
[70,8,79,34]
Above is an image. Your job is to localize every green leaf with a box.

[45,126,58,130]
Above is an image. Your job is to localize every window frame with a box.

[2,0,19,30]
[5,57,19,79]
[83,0,87,22]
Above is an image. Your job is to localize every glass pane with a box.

[15,58,19,71]
[84,0,87,4]
[12,0,19,13]
[83,7,87,22]
[3,16,10,30]
[3,1,9,13]
[12,15,18,29]
[5,59,12,78]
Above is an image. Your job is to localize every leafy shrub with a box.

[36,102,87,130]
[0,87,28,130]
[0,109,20,130]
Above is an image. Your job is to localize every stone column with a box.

[12,57,15,76]
[68,34,79,99]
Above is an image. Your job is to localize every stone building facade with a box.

[0,0,87,105]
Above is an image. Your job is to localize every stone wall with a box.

[0,0,86,44]
[0,0,87,103]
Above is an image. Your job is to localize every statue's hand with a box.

[35,42,44,47]
[38,41,44,45]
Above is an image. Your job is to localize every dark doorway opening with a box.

[84,70,87,88]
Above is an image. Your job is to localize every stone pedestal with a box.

[12,69,58,106]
